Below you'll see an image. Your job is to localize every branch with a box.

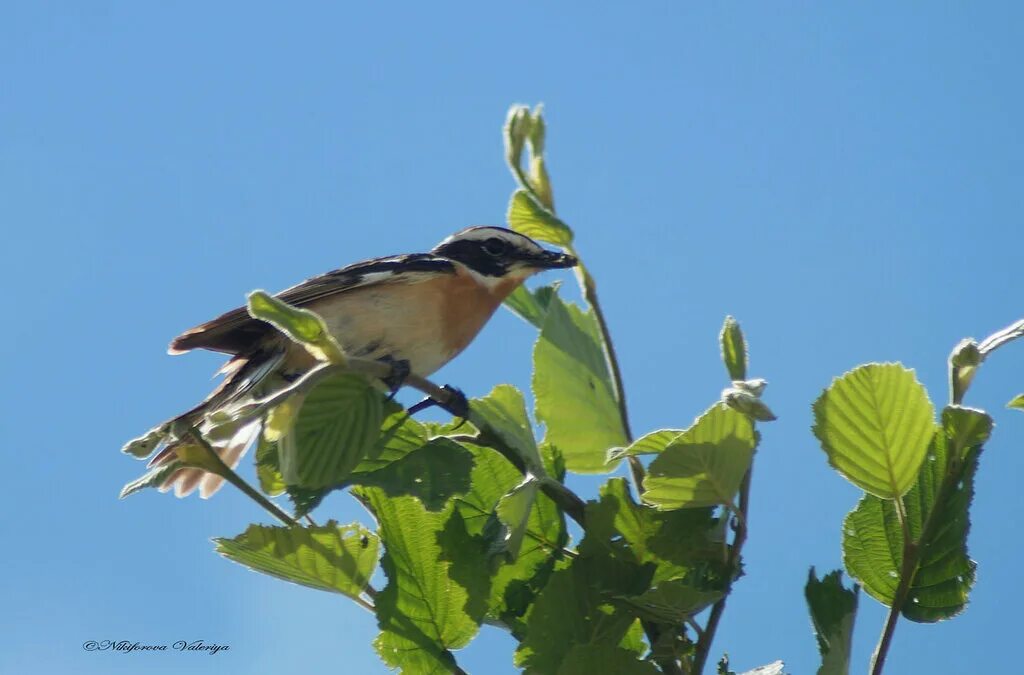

[691,466,754,674]
[184,428,300,527]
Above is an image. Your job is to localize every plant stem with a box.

[691,466,754,675]
[186,429,300,527]
[870,539,916,675]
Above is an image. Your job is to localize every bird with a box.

[146,225,577,498]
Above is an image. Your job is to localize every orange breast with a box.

[438,268,523,359]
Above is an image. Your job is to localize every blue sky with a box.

[3,3,1023,673]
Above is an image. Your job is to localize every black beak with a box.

[529,250,578,269]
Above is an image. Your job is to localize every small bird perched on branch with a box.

[152,226,577,497]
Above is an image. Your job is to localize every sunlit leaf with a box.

[504,284,558,329]
[359,489,486,673]
[534,294,627,473]
[350,438,474,512]
[471,384,545,475]
[255,436,285,496]
[453,444,566,629]
[642,404,757,510]
[813,363,935,498]
[246,290,346,363]
[615,580,722,623]
[720,316,747,381]
[278,373,384,489]
[805,568,858,675]
[507,189,574,247]
[215,522,378,599]
[843,408,990,621]
[490,478,540,562]
[555,645,660,675]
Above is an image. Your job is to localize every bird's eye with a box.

[482,238,508,257]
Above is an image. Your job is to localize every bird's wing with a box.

[169,253,456,355]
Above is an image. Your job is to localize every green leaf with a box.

[278,373,384,489]
[504,105,532,171]
[351,407,430,475]
[471,384,545,475]
[490,478,540,562]
[507,189,574,247]
[720,316,747,381]
[642,404,757,510]
[590,478,727,585]
[607,428,686,463]
[453,444,566,629]
[615,580,722,623]
[843,410,987,621]
[556,645,660,675]
[805,568,858,675]
[246,290,346,363]
[255,436,285,496]
[349,438,474,512]
[813,363,935,498]
[504,283,558,329]
[515,555,648,674]
[359,490,486,673]
[534,294,627,473]
[1007,393,1024,411]
[214,522,378,599]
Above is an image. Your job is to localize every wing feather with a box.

[168,254,455,355]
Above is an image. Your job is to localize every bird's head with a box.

[432,226,577,281]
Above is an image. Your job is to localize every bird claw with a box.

[408,385,470,426]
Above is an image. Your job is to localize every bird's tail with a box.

[141,347,287,499]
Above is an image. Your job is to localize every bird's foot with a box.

[379,357,412,402]
[408,385,470,427]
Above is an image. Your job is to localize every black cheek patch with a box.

[434,240,509,276]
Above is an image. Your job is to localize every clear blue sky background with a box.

[3,3,1022,674]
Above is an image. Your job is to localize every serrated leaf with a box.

[507,189,574,247]
[590,478,727,585]
[453,444,566,629]
[255,436,285,496]
[352,407,430,475]
[504,284,558,329]
[214,521,378,599]
[720,316,747,381]
[246,290,346,363]
[642,404,757,510]
[813,363,935,499]
[941,405,993,457]
[556,645,660,675]
[515,556,647,674]
[490,478,540,562]
[534,294,627,473]
[360,490,486,673]
[615,580,722,623]
[278,373,384,489]
[1008,393,1024,411]
[805,568,858,675]
[350,438,474,512]
[607,428,686,463]
[843,423,982,621]
[471,384,545,475]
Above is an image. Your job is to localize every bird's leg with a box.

[378,356,412,402]
[408,385,470,426]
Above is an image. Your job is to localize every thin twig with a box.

[185,428,299,527]
[691,466,754,674]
